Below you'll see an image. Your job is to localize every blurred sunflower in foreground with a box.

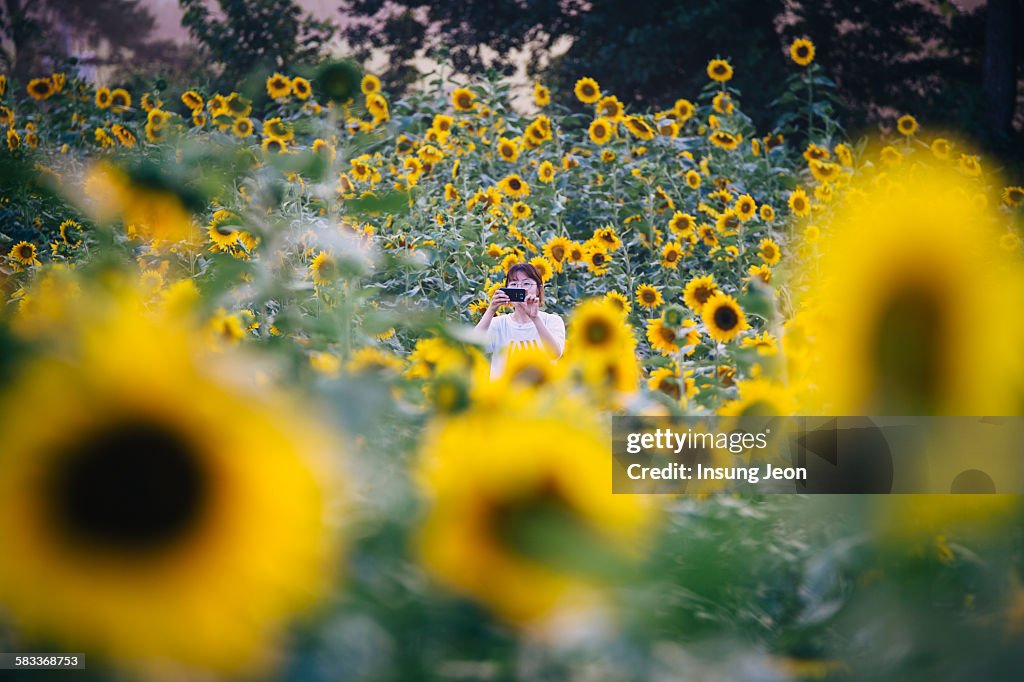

[0,274,346,676]
[798,158,1024,416]
[414,395,653,629]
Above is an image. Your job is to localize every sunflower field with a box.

[2,31,1024,681]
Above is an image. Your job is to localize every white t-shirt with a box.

[485,311,566,379]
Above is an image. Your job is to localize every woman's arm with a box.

[474,288,510,334]
[531,316,562,357]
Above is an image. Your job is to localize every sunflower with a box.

[1003,186,1024,208]
[510,201,532,221]
[758,237,782,265]
[266,73,292,99]
[499,343,563,387]
[669,100,694,124]
[310,251,337,286]
[880,145,903,167]
[747,264,772,284]
[568,298,633,355]
[709,130,741,151]
[0,292,343,676]
[9,241,41,267]
[584,246,611,275]
[60,220,84,248]
[958,153,981,176]
[414,402,650,625]
[809,160,841,184]
[6,127,20,151]
[999,232,1021,251]
[648,367,699,403]
[261,137,287,154]
[95,87,112,109]
[499,174,530,198]
[740,331,779,356]
[232,117,253,138]
[706,59,733,82]
[635,283,663,310]
[27,77,55,100]
[366,92,389,121]
[223,92,252,117]
[361,74,381,94]
[718,379,797,416]
[931,138,951,160]
[528,256,553,282]
[181,90,204,111]
[595,95,623,119]
[574,77,601,104]
[539,236,570,272]
[291,76,312,100]
[683,274,718,313]
[533,82,550,107]
[207,210,241,249]
[802,164,1022,415]
[759,205,775,222]
[661,242,683,269]
[623,116,655,140]
[497,137,519,162]
[403,156,424,186]
[537,160,556,184]
[730,195,755,222]
[788,188,811,217]
[702,293,747,343]
[566,242,586,265]
[716,210,740,235]
[593,226,622,251]
[789,38,815,66]
[262,117,293,142]
[451,87,476,112]
[685,170,701,190]
[588,118,613,145]
[604,291,631,315]
[896,114,918,137]
[645,317,680,355]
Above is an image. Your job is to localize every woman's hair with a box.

[505,263,544,306]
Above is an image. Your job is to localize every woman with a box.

[474,263,565,379]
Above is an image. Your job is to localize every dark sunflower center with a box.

[659,378,681,400]
[593,253,605,266]
[713,304,739,330]
[586,320,611,344]
[458,94,471,107]
[696,286,713,304]
[797,46,809,58]
[667,251,678,261]
[18,245,32,258]
[659,327,676,343]
[870,287,943,414]
[551,245,565,260]
[47,420,209,553]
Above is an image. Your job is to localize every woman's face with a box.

[506,273,540,305]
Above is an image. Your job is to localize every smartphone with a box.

[499,287,527,302]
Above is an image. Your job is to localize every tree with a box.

[0,0,160,82]
[340,0,1023,153]
[179,0,337,88]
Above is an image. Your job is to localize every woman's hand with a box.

[487,288,511,313]
[523,294,540,319]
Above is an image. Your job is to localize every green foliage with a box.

[179,0,337,89]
